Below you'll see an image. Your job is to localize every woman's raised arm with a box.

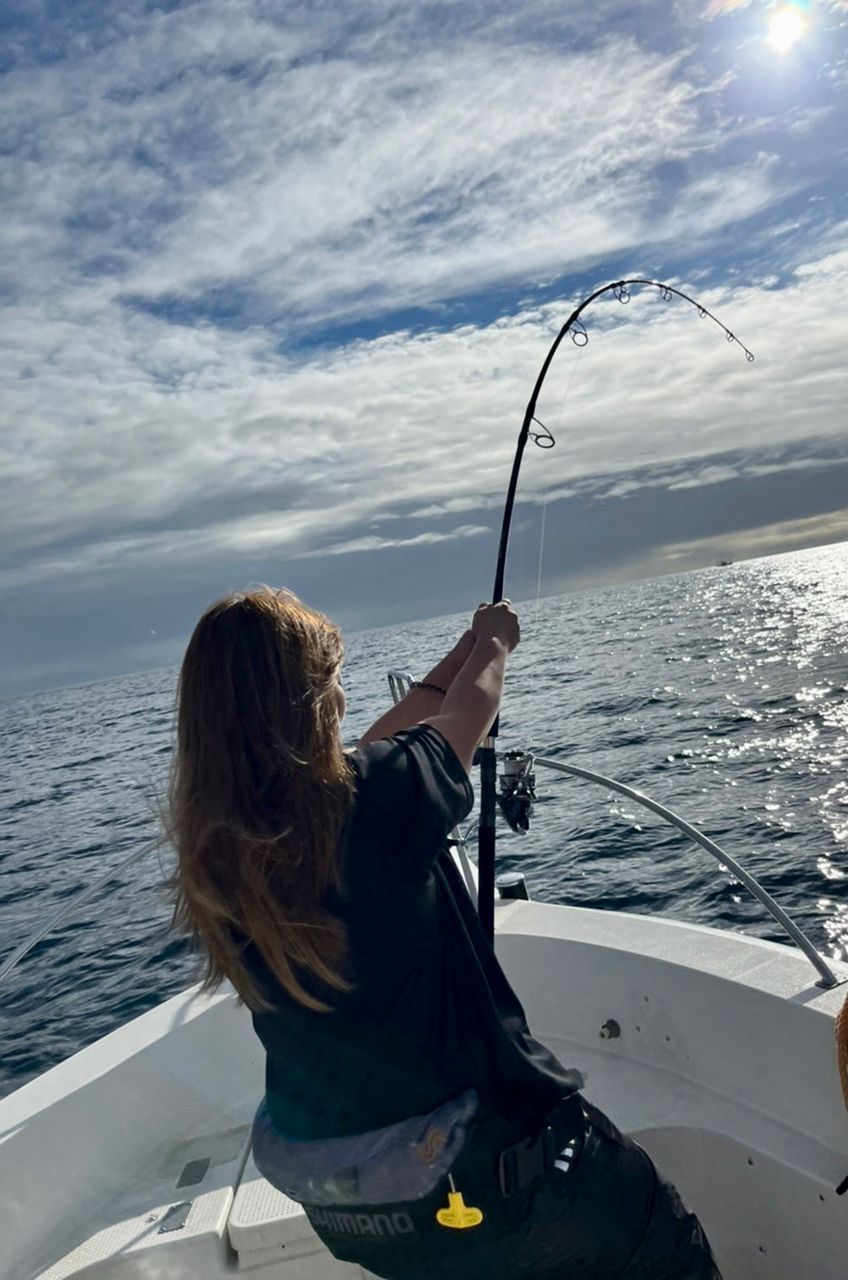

[357,630,475,746]
[421,603,520,775]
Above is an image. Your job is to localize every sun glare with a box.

[767,5,806,54]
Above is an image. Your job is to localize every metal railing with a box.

[387,669,840,989]
[531,755,841,990]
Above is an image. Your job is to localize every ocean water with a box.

[2,542,847,1099]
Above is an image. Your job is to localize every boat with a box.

[2,667,846,1280]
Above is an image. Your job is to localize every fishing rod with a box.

[477,277,755,944]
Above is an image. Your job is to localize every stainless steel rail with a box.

[387,669,415,706]
[387,672,841,987]
[533,755,841,990]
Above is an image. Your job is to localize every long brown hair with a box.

[166,586,355,1013]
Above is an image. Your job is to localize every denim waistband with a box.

[251,1088,480,1206]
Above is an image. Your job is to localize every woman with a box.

[168,585,721,1279]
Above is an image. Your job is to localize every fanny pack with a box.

[251,1088,480,1206]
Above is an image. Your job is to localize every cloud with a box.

[703,0,752,15]
[117,35,701,320]
[3,0,837,574]
[4,232,848,592]
[3,0,847,693]
[299,525,491,558]
[593,449,843,500]
[703,0,848,16]
[662,509,848,561]
[2,0,800,334]
[0,515,491,591]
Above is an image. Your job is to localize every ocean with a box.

[2,541,847,1099]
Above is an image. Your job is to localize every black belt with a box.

[496,1092,587,1197]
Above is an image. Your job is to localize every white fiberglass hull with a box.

[2,896,847,1280]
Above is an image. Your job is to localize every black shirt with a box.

[249,723,582,1140]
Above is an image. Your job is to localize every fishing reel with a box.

[496,750,537,834]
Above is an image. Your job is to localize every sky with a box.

[2,0,847,696]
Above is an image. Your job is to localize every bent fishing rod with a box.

[477,278,755,943]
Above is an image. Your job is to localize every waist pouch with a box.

[251,1088,480,1206]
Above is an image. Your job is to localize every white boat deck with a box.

[2,897,846,1280]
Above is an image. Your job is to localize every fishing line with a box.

[533,341,582,631]
[533,488,548,632]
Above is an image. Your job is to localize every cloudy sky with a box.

[2,0,847,695]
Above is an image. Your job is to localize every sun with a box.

[767,5,807,54]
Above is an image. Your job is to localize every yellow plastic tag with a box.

[436,1189,484,1230]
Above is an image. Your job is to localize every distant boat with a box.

[716,559,733,566]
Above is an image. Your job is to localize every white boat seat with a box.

[228,1151,376,1276]
[228,1149,319,1265]
[35,1124,252,1279]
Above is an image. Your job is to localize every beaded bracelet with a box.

[411,680,448,696]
